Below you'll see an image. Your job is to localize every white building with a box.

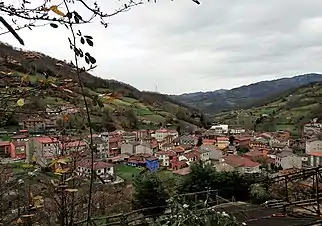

[154,129,178,142]
[275,151,302,169]
[77,160,115,182]
[210,124,229,134]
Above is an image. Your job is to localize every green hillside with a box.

[0,43,201,132]
[213,82,322,136]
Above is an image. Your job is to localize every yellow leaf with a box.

[49,5,65,17]
[33,195,44,208]
[55,168,70,174]
[17,98,24,107]
[21,75,28,82]
[49,159,58,167]
[22,164,33,168]
[65,188,78,192]
[57,158,68,164]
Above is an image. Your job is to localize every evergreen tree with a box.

[196,136,203,147]
[132,173,168,216]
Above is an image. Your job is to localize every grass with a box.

[144,114,165,123]
[213,83,322,134]
[7,161,34,174]
[96,88,111,93]
[115,164,141,183]
[135,108,154,116]
[121,97,138,104]
[111,99,132,106]
[115,164,176,184]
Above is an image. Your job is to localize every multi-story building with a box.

[306,138,322,167]
[28,137,59,167]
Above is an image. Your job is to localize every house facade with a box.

[92,137,109,159]
[77,160,115,182]
[200,144,223,160]
[216,137,229,150]
[0,141,10,158]
[216,155,261,174]
[199,149,211,164]
[179,135,195,145]
[29,137,60,167]
[155,150,172,167]
[275,151,302,169]
[10,141,27,159]
[305,138,322,167]
[146,157,159,172]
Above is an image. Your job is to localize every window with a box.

[107,167,110,171]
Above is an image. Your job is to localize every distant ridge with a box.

[172,73,322,113]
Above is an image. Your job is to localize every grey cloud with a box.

[2,0,322,94]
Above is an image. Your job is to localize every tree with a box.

[132,173,168,216]
[196,136,203,147]
[229,135,235,145]
[179,162,216,197]
[236,145,249,155]
[124,108,138,129]
[250,183,270,204]
[176,125,181,136]
[179,162,254,202]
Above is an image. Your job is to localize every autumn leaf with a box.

[17,98,24,107]
[49,5,65,17]
[57,158,68,164]
[55,168,70,174]
[33,195,44,208]
[63,114,69,121]
[49,159,58,167]
[17,218,23,224]
[21,75,28,81]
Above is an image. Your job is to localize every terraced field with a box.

[213,83,322,136]
[0,41,201,132]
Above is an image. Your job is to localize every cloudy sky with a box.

[2,0,322,94]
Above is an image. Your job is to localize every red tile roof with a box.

[60,141,87,149]
[12,141,26,147]
[224,155,260,168]
[217,137,229,141]
[77,160,114,169]
[156,129,168,133]
[244,150,265,158]
[307,151,322,157]
[12,135,27,139]
[183,151,200,159]
[202,139,216,144]
[34,137,58,144]
[0,141,10,146]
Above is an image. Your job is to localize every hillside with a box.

[0,43,201,132]
[172,73,322,113]
[213,82,322,136]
